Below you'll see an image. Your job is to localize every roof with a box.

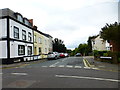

[34,29,53,38]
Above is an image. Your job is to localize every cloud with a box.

[0,0,118,50]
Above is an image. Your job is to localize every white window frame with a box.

[28,46,32,55]
[14,26,19,39]
[28,32,32,42]
[18,45,25,55]
[22,30,26,40]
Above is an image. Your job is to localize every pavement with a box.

[83,56,120,72]
[0,59,47,69]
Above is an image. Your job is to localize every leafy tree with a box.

[87,36,94,53]
[100,22,120,51]
[53,38,67,53]
[71,44,89,56]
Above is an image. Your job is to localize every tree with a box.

[71,44,89,56]
[87,36,93,53]
[53,38,67,53]
[100,22,120,51]
[77,44,89,56]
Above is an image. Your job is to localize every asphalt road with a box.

[2,57,119,88]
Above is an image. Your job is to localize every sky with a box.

[0,0,119,50]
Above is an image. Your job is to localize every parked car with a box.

[75,53,82,57]
[64,53,69,57]
[47,52,59,60]
[59,53,65,58]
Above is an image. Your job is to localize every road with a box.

[2,56,119,88]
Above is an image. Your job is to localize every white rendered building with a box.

[0,8,34,63]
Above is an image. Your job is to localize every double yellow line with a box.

[83,59,119,72]
[83,59,91,67]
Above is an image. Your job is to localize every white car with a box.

[64,53,69,57]
[47,52,59,60]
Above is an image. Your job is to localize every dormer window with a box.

[24,18,30,26]
[16,13,23,23]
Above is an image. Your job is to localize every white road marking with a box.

[55,75,120,82]
[41,66,48,67]
[11,73,28,75]
[62,58,68,62]
[66,65,73,68]
[49,65,56,67]
[58,65,64,67]
[92,68,99,70]
[50,62,60,67]
[74,66,82,68]
[84,67,91,69]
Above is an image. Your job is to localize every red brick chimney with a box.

[29,19,33,26]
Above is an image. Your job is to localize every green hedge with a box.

[93,50,120,63]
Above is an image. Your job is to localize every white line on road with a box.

[92,68,99,70]
[50,62,60,67]
[49,65,56,67]
[84,67,91,69]
[11,73,28,75]
[62,58,68,62]
[74,66,82,68]
[66,65,73,68]
[41,66,48,67]
[58,65,64,67]
[55,75,120,82]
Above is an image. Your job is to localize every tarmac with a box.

[0,57,120,72]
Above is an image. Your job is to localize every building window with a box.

[18,45,25,55]
[22,30,26,40]
[39,47,41,54]
[28,32,32,42]
[28,46,32,55]
[34,35,37,43]
[24,18,30,26]
[38,37,42,44]
[17,14,23,22]
[14,26,19,39]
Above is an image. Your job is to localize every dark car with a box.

[75,53,82,56]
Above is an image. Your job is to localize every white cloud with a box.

[0,0,118,50]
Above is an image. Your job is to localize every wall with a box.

[92,36,106,51]
[10,41,33,58]
[9,19,33,42]
[0,41,7,59]
[0,19,7,38]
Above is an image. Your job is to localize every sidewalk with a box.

[0,59,47,69]
[84,56,120,72]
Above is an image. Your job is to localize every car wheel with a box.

[54,56,57,60]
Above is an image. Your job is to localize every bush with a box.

[93,50,100,57]
[93,50,108,57]
[103,53,108,57]
[118,58,120,63]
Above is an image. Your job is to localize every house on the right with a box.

[91,35,111,51]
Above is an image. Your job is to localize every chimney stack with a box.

[29,19,33,26]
